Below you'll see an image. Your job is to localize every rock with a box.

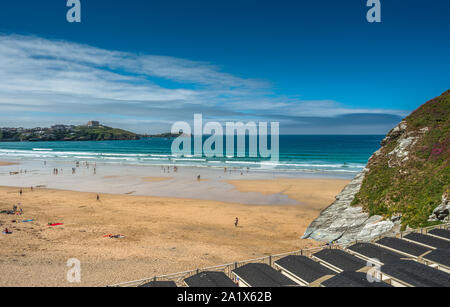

[355,220,394,242]
[381,121,407,146]
[387,136,418,167]
[302,171,394,243]
[429,193,450,222]
[390,215,402,223]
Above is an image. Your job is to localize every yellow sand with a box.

[0,178,348,286]
[0,162,17,166]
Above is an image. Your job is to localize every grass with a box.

[352,90,450,229]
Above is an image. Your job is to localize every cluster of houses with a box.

[0,121,102,141]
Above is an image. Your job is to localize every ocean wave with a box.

[0,147,366,173]
[173,158,207,162]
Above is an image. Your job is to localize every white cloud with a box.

[0,34,408,133]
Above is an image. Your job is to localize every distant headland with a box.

[0,121,182,142]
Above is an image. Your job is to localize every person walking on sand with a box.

[97,194,100,201]
[19,189,22,196]
[235,217,239,227]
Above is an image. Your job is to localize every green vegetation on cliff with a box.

[64,125,140,141]
[0,124,140,141]
[352,90,450,229]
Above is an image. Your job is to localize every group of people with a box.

[12,203,23,215]
[49,161,97,176]
[224,167,250,175]
[9,169,27,175]
[2,204,25,235]
[53,168,62,175]
[162,166,178,173]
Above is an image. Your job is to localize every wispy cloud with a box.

[0,34,408,134]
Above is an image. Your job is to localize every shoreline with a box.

[0,159,352,205]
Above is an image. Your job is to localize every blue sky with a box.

[0,0,449,134]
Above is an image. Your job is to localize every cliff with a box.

[0,124,140,141]
[303,90,450,243]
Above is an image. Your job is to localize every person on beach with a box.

[235,217,239,227]
[197,175,201,181]
[19,189,22,196]
[97,194,100,201]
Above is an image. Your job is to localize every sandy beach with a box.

[0,160,349,286]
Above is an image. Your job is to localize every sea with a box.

[0,135,383,175]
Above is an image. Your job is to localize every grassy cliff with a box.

[67,126,139,141]
[352,90,450,229]
[0,125,140,141]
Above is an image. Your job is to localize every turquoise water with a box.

[0,135,383,174]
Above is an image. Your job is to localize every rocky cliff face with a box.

[303,90,450,243]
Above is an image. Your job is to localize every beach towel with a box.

[49,223,64,227]
[22,219,33,223]
[2,231,12,235]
